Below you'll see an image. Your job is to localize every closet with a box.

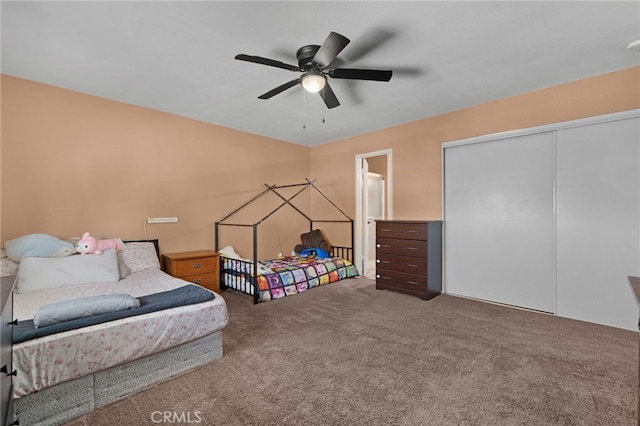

[442,110,640,330]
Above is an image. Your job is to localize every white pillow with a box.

[16,249,120,294]
[118,242,160,273]
[219,245,243,260]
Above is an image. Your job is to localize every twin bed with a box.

[5,240,228,426]
[215,180,359,303]
[220,249,358,303]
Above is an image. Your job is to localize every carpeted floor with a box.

[66,277,637,425]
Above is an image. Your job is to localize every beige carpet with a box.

[66,277,637,425]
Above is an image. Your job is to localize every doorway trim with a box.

[354,149,393,276]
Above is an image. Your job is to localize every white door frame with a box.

[355,149,393,276]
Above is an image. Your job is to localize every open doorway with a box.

[355,150,393,278]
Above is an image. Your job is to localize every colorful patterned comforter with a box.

[256,255,358,302]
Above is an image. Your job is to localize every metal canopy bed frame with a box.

[214,179,356,304]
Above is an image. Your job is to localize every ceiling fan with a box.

[235,31,392,109]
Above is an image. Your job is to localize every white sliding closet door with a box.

[556,117,640,330]
[444,132,556,313]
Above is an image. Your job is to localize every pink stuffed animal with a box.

[76,232,124,255]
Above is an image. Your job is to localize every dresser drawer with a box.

[376,253,427,275]
[172,256,217,277]
[376,221,427,240]
[376,238,427,257]
[376,269,427,294]
[180,272,218,291]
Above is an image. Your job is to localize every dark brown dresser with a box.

[375,220,442,300]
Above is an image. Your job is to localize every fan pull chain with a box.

[303,89,307,130]
[321,87,326,124]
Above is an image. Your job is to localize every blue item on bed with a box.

[300,248,330,258]
[13,285,215,344]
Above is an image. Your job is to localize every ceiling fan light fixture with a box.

[301,71,326,93]
[627,39,640,51]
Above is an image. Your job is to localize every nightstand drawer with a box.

[376,221,427,240]
[376,238,427,257]
[181,272,218,291]
[162,251,220,294]
[173,257,217,277]
[376,253,427,275]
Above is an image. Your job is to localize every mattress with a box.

[222,254,358,302]
[12,267,228,398]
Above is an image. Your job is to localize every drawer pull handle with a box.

[192,263,202,269]
[407,247,418,250]
[407,230,417,233]
[193,279,202,285]
[407,281,419,285]
[380,228,391,232]
[381,260,391,264]
[1,365,17,376]
[9,319,18,326]
[407,264,418,268]
[380,244,391,248]
[381,276,391,280]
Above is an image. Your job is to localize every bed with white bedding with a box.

[7,240,228,426]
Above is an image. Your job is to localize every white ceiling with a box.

[2,1,639,147]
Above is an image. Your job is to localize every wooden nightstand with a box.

[162,250,220,293]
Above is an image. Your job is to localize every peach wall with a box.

[309,66,640,222]
[1,75,311,257]
[3,67,639,257]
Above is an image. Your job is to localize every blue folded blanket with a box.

[34,293,140,328]
[14,285,215,344]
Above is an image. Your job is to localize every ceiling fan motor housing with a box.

[297,45,321,71]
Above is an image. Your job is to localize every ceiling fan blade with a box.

[258,78,300,99]
[235,54,300,72]
[329,68,392,81]
[313,32,350,68]
[318,82,340,109]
